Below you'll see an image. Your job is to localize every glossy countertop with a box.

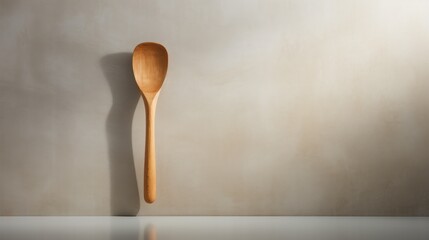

[0,217,428,240]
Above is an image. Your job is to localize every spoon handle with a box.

[143,94,158,203]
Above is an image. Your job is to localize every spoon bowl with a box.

[133,43,168,94]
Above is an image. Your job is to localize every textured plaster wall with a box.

[1,0,429,215]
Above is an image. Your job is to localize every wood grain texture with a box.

[132,43,168,203]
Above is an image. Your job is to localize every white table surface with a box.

[0,217,428,240]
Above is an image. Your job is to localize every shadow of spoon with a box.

[100,53,141,215]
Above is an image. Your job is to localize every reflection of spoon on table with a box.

[144,224,157,240]
[132,42,168,203]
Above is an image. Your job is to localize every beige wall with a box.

[1,0,429,216]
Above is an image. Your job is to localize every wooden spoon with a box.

[132,42,168,203]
